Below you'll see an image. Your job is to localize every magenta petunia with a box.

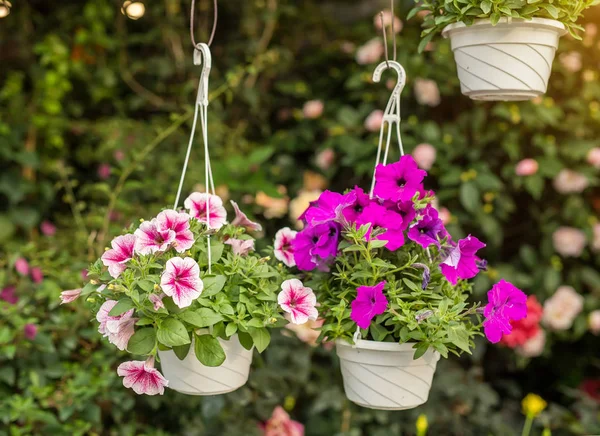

[160,257,203,308]
[440,235,486,285]
[40,220,57,236]
[303,190,346,225]
[373,156,427,203]
[274,227,297,267]
[293,222,340,271]
[340,186,371,224]
[0,286,18,305]
[155,209,194,253]
[278,279,318,325]
[225,238,255,256]
[184,192,228,230]
[117,357,169,395]
[356,203,405,250]
[96,300,137,350]
[350,281,388,329]
[230,200,262,232]
[60,289,82,304]
[134,219,176,255]
[407,205,447,249]
[24,324,38,340]
[394,200,417,230]
[30,267,43,284]
[483,280,528,343]
[101,234,136,278]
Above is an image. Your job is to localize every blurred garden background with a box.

[1,0,600,434]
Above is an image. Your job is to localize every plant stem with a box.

[521,416,533,436]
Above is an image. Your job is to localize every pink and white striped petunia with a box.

[117,357,169,395]
[160,257,203,308]
[224,238,255,256]
[60,289,82,304]
[230,200,262,232]
[278,279,318,325]
[155,210,194,253]
[96,300,137,351]
[274,227,297,267]
[101,234,136,278]
[134,219,176,255]
[184,192,228,230]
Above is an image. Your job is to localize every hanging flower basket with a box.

[442,18,566,101]
[158,334,253,395]
[336,339,440,410]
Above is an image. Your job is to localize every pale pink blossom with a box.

[114,149,125,161]
[184,192,228,230]
[438,207,451,225]
[263,406,304,436]
[110,317,137,351]
[230,200,262,232]
[101,234,136,278]
[30,267,43,284]
[592,223,600,252]
[274,227,297,267]
[14,257,29,276]
[117,357,168,395]
[340,41,355,54]
[278,279,318,325]
[543,286,584,330]
[364,110,384,132]
[285,318,324,347]
[589,310,600,335]
[96,300,137,350]
[289,190,322,228]
[515,158,539,176]
[374,9,402,34]
[553,169,589,194]
[97,163,111,180]
[552,227,586,257]
[24,324,38,340]
[60,289,82,304]
[134,219,176,255]
[40,220,56,236]
[412,143,437,170]
[160,257,203,308]
[149,293,166,311]
[414,78,441,107]
[516,329,545,358]
[155,209,194,253]
[586,147,600,168]
[356,38,384,65]
[559,51,582,73]
[224,238,255,256]
[315,148,335,171]
[302,100,324,119]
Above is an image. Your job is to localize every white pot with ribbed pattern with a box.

[442,18,566,101]
[158,334,253,395]
[336,339,440,410]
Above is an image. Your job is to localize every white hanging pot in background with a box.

[158,334,253,395]
[442,18,566,101]
[336,339,440,410]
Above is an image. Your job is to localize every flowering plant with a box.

[63,192,314,395]
[281,156,528,359]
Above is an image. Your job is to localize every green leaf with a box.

[447,325,472,353]
[248,327,270,353]
[490,12,501,25]
[370,324,389,341]
[136,280,155,292]
[460,182,481,213]
[136,317,154,326]
[539,3,559,18]
[225,322,238,337]
[179,308,224,328]
[413,343,429,360]
[238,332,254,350]
[173,343,191,360]
[108,298,135,316]
[481,0,492,14]
[157,318,191,347]
[418,32,435,54]
[127,328,156,355]
[220,304,235,315]
[202,275,227,297]
[80,282,99,296]
[194,334,226,367]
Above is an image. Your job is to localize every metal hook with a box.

[191,0,218,48]
[193,42,212,106]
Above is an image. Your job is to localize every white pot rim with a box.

[336,338,420,352]
[442,17,566,38]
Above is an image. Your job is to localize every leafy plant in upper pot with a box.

[276,155,529,409]
[61,192,317,395]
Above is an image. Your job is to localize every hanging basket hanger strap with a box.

[190,0,218,49]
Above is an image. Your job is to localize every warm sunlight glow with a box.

[121,1,145,20]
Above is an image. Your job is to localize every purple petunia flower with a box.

[302,190,345,226]
[293,222,340,271]
[373,156,427,203]
[440,235,486,285]
[356,203,405,250]
[482,280,528,343]
[350,281,388,329]
[407,205,447,249]
[341,186,371,224]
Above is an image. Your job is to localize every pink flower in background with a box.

[315,148,335,171]
[81,269,89,280]
[482,280,527,343]
[414,78,441,107]
[30,267,43,284]
[440,235,486,285]
[60,289,82,304]
[364,110,384,132]
[134,219,176,255]
[589,311,600,335]
[516,329,546,358]
[552,226,586,257]
[559,51,582,73]
[543,286,584,330]
[225,238,255,256]
[263,406,304,436]
[438,207,451,225]
[184,192,228,230]
[593,224,600,252]
[40,220,57,236]
[160,257,203,308]
[412,143,437,170]
[14,257,29,276]
[96,300,136,350]
[515,159,539,176]
[302,100,324,119]
[374,9,402,33]
[285,318,324,347]
[289,190,320,227]
[114,149,125,161]
[356,38,384,65]
[0,286,18,305]
[149,293,166,311]
[97,163,111,180]
[587,148,600,168]
[351,281,388,329]
[117,357,168,395]
[155,209,194,253]
[230,200,262,232]
[374,155,427,203]
[553,169,589,194]
[101,234,136,278]
[278,279,318,325]
[274,227,297,267]
[24,324,38,340]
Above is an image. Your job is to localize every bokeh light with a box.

[121,1,145,20]
[0,0,12,18]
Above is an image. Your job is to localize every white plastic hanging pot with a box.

[442,18,566,101]
[158,334,253,395]
[336,339,440,410]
